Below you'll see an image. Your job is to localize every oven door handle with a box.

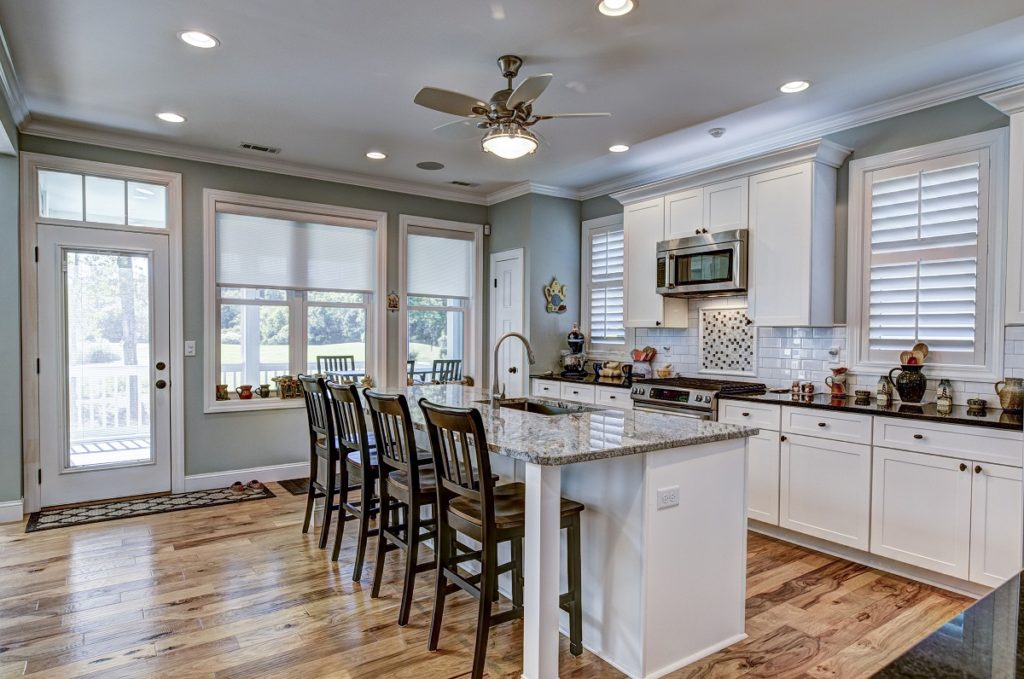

[665,253,675,289]
[633,401,710,419]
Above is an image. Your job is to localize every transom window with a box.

[38,169,167,228]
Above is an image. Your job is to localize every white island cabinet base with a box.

[523,438,749,679]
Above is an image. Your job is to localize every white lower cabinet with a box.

[747,430,780,525]
[531,379,560,398]
[970,462,1024,587]
[780,434,871,549]
[595,386,630,409]
[870,447,973,579]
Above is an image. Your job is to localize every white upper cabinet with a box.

[664,178,748,240]
[748,161,837,327]
[623,198,688,328]
[664,188,703,240]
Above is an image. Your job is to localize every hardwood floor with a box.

[0,484,971,678]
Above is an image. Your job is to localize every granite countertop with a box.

[723,392,1024,431]
[530,372,632,389]
[389,384,758,466]
[874,571,1023,677]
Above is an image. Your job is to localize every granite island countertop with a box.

[722,392,1024,431]
[386,384,758,466]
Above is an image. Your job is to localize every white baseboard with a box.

[750,521,992,599]
[183,462,310,492]
[0,499,25,524]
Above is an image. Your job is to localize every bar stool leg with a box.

[567,514,583,656]
[352,476,372,581]
[319,457,336,549]
[427,523,450,651]
[370,490,391,598]
[511,537,524,612]
[331,464,350,561]
[302,453,318,534]
[398,504,420,626]
[471,541,496,679]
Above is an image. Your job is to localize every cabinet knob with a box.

[780,435,787,442]
[913,434,924,440]
[959,463,968,472]
[975,465,983,474]
[741,412,750,417]
[695,229,701,235]
[817,422,827,428]
[655,321,662,326]
[702,228,709,234]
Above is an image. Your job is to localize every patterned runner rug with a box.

[25,485,275,533]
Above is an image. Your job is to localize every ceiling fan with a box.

[413,55,610,160]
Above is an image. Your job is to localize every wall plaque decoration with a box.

[544,277,567,313]
[699,307,756,376]
[386,291,400,312]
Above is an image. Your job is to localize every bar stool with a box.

[418,398,584,679]
[324,381,381,579]
[298,375,358,550]
[364,390,439,625]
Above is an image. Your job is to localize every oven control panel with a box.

[630,384,716,408]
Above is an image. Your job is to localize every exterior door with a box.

[37,225,172,506]
[490,249,525,397]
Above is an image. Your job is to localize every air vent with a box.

[239,142,281,154]
[450,180,480,187]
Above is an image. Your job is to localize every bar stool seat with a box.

[449,482,583,529]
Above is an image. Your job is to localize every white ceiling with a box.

[2,0,1024,201]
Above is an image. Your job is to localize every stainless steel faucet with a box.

[491,331,536,404]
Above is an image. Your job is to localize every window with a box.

[848,130,1007,380]
[38,169,167,227]
[581,216,626,352]
[204,191,386,411]
[400,217,483,383]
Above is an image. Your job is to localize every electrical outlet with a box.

[828,345,841,365]
[184,340,197,357]
[656,485,680,510]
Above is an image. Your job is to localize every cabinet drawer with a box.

[782,407,872,445]
[873,418,1023,468]
[560,383,595,403]
[531,379,560,398]
[595,386,630,409]
[718,400,780,430]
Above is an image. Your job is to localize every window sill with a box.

[204,398,306,414]
[850,360,1003,384]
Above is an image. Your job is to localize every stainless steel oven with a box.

[630,376,766,420]
[656,229,748,297]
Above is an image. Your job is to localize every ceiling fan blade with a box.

[507,74,553,109]
[534,112,611,120]
[434,119,484,140]
[414,87,488,117]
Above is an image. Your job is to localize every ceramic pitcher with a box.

[995,377,1024,413]
[888,365,926,403]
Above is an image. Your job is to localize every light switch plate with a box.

[184,340,196,357]
[656,485,680,510]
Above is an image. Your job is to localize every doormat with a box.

[25,485,276,533]
[278,478,310,496]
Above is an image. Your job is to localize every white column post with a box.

[522,461,562,679]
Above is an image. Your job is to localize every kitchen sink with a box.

[474,398,604,416]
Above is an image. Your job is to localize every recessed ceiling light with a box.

[365,151,387,160]
[708,127,726,138]
[156,112,186,123]
[609,144,630,153]
[179,30,219,49]
[597,0,635,16]
[779,80,811,94]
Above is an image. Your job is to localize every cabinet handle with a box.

[741,412,750,417]
[959,463,968,472]
[780,435,787,442]
[609,395,616,399]
[913,434,924,440]
[975,465,983,474]
[817,422,827,428]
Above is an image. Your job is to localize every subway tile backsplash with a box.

[621,299,1024,407]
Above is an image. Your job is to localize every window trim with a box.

[847,129,1008,381]
[581,214,627,356]
[203,189,387,413]
[398,215,484,385]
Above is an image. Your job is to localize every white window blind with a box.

[866,150,985,363]
[407,230,473,298]
[588,225,625,344]
[216,211,376,291]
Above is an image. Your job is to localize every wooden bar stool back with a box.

[364,390,438,625]
[298,374,344,550]
[325,381,380,578]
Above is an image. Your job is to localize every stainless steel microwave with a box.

[656,229,748,297]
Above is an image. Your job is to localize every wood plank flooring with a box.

[0,484,971,678]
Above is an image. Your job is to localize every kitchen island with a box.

[396,384,759,679]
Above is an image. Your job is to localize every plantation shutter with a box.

[589,225,625,344]
[866,149,987,364]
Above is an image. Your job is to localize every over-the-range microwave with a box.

[656,228,748,297]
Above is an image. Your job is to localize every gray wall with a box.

[0,149,19,503]
[580,194,622,222]
[19,134,488,476]
[825,96,1008,322]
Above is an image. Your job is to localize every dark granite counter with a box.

[530,372,632,389]
[874,571,1023,677]
[723,392,1023,431]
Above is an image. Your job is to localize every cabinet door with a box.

[624,198,665,327]
[664,188,703,240]
[970,462,1023,587]
[780,434,870,549]
[703,178,748,233]
[748,430,780,525]
[870,447,972,579]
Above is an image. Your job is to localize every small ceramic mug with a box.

[236,385,254,400]
[256,384,271,398]
[216,384,229,401]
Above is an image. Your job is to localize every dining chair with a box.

[431,359,462,383]
[317,355,356,374]
[407,359,417,383]
[418,398,585,679]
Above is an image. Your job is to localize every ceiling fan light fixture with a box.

[481,124,538,160]
[597,0,635,16]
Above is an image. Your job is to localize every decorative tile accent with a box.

[699,307,756,375]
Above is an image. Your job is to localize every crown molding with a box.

[580,59,1024,201]
[982,83,1024,115]
[483,181,581,205]
[0,23,28,127]
[19,117,493,205]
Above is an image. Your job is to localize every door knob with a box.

[155,361,166,370]
[155,379,168,389]
[508,366,518,374]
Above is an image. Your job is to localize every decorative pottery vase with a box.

[567,323,585,354]
[995,377,1024,413]
[235,385,254,400]
[888,365,926,404]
